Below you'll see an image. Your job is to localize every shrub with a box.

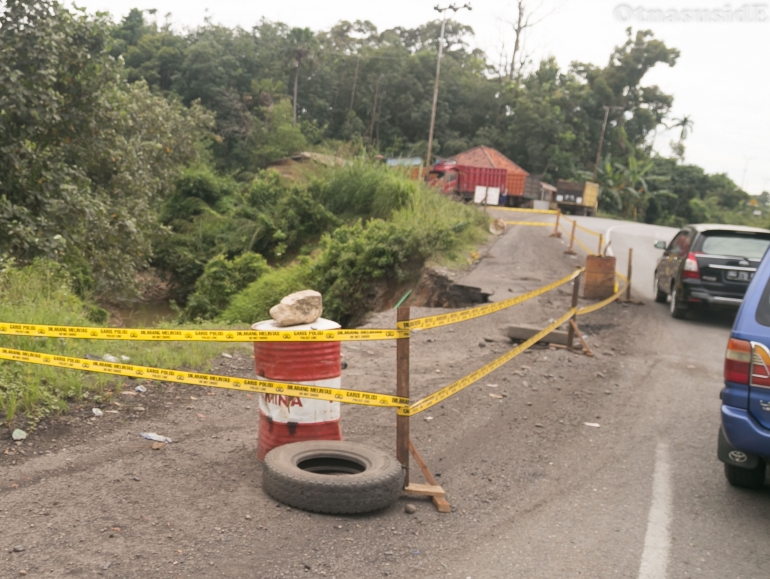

[310,220,424,323]
[183,253,270,320]
[222,260,313,324]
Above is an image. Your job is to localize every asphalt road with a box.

[485,210,770,579]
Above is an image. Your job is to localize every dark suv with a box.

[653,224,770,318]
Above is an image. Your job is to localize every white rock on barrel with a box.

[269,290,323,327]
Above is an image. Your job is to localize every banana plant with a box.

[588,152,670,220]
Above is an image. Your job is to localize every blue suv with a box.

[719,244,770,488]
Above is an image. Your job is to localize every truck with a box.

[428,162,508,204]
[554,180,600,216]
[503,172,528,206]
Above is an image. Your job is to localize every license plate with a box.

[727,270,753,281]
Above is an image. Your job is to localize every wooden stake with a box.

[598,233,604,256]
[396,306,410,486]
[550,211,562,237]
[567,268,581,349]
[569,319,594,356]
[625,247,633,301]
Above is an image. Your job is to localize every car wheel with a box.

[670,284,688,319]
[724,460,766,489]
[654,273,667,303]
[263,440,404,514]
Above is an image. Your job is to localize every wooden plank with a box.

[432,497,452,513]
[404,483,446,498]
[408,439,452,513]
[409,439,438,486]
[570,319,594,357]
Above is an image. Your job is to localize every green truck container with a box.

[554,180,599,216]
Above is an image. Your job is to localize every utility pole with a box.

[426,3,472,170]
[592,105,621,181]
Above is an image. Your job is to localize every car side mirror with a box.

[654,241,667,250]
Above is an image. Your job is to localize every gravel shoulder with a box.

[1,222,653,579]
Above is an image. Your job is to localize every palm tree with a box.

[669,115,694,141]
[286,28,316,125]
[667,115,694,161]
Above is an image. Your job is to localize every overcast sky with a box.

[69,0,770,194]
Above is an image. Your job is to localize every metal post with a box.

[564,221,577,255]
[550,211,561,237]
[567,269,581,349]
[425,16,446,170]
[625,247,633,300]
[396,306,410,486]
[425,3,471,169]
[598,234,604,256]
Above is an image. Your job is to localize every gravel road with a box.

[2,217,768,579]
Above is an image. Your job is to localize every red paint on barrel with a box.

[252,318,343,462]
[256,411,342,461]
[254,341,341,381]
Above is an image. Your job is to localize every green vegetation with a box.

[2,0,766,426]
[0,260,228,427]
[182,162,486,325]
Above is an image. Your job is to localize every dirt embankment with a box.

[1,223,645,579]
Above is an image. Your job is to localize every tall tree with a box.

[287,27,316,125]
[0,0,212,294]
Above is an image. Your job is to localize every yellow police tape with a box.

[560,222,596,256]
[400,309,575,416]
[577,273,628,315]
[492,207,558,215]
[504,221,552,226]
[0,323,408,342]
[397,268,583,331]
[561,216,602,237]
[0,347,409,408]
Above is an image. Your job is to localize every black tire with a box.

[653,273,667,303]
[670,283,688,319]
[263,441,405,514]
[724,460,766,490]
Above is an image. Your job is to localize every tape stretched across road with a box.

[0,347,409,408]
[561,216,602,237]
[400,309,576,416]
[491,207,558,215]
[0,323,409,342]
[397,268,583,331]
[504,221,552,226]
[577,273,628,316]
[560,222,596,256]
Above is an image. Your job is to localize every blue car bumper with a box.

[722,404,770,459]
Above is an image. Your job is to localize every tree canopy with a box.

[0,1,757,300]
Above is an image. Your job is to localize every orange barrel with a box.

[583,255,617,299]
[252,318,342,461]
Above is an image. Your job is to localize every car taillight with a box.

[725,338,751,384]
[683,252,700,279]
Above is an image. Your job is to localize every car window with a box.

[755,275,770,327]
[700,232,770,259]
[668,231,689,255]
